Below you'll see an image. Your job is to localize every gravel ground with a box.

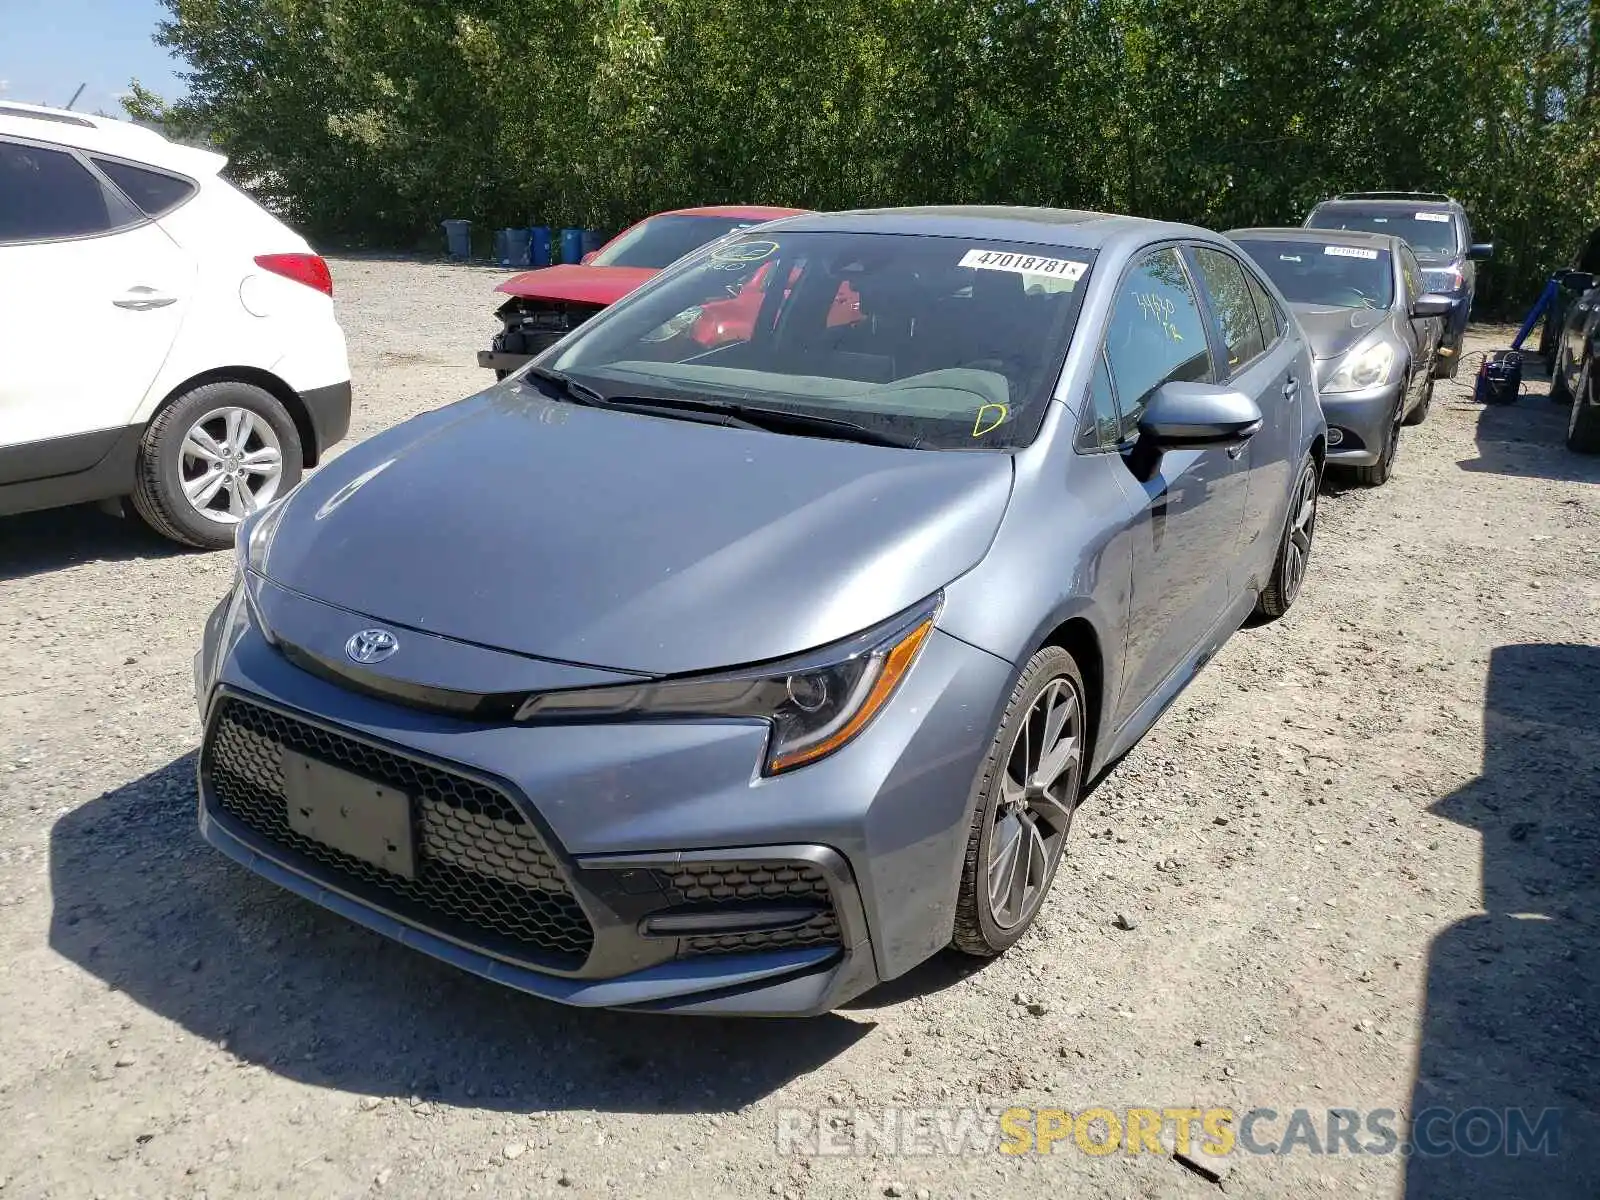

[1,258,1597,1200]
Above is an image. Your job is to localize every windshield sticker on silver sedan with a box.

[958,248,1088,282]
[1414,212,1451,222]
[1324,246,1379,260]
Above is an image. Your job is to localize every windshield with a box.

[1306,205,1459,256]
[590,215,768,269]
[1234,238,1395,311]
[549,231,1095,450]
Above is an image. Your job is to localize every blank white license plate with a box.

[283,750,416,879]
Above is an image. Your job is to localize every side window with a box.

[1103,247,1214,439]
[1078,349,1123,450]
[91,157,196,218]
[1400,247,1423,303]
[0,141,132,243]
[1243,269,1286,347]
[1191,247,1266,374]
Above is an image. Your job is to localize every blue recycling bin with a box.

[442,218,472,259]
[529,225,553,268]
[559,226,585,264]
[497,227,532,266]
[581,228,605,257]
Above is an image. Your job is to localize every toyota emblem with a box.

[345,628,399,664]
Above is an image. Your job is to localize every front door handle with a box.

[113,286,177,311]
[1282,376,1299,399]
[1227,441,1247,460]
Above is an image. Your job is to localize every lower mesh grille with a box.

[202,696,593,966]
[663,861,842,957]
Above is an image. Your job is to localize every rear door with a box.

[0,138,195,473]
[1188,244,1302,590]
[1103,245,1247,727]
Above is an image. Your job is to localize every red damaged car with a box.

[478,205,808,376]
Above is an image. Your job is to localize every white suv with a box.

[0,103,351,549]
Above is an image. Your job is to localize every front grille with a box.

[202,696,593,966]
[662,860,842,957]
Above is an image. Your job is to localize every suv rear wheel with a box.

[130,380,303,549]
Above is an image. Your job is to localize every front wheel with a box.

[951,647,1087,957]
[1346,390,1403,487]
[1254,456,1319,621]
[1403,373,1434,426]
[1568,359,1600,454]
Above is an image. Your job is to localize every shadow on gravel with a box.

[1459,395,1600,484]
[1406,643,1600,1199]
[49,753,869,1114]
[0,504,190,581]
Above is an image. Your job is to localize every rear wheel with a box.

[130,381,302,550]
[1568,359,1600,454]
[952,647,1087,957]
[1551,338,1574,403]
[1254,456,1319,622]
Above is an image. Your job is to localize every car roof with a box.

[1312,195,1462,213]
[662,205,811,220]
[1231,226,1400,251]
[0,102,226,177]
[759,205,1201,251]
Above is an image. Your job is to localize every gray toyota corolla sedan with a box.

[194,207,1326,1016]
[1229,227,1452,487]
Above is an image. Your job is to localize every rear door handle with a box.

[113,286,177,311]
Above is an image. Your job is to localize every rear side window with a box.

[1103,247,1214,439]
[0,141,134,243]
[92,157,196,217]
[1191,247,1266,373]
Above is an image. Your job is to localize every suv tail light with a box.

[254,253,333,297]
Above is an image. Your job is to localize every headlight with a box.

[515,596,941,775]
[235,496,290,577]
[1322,340,1397,393]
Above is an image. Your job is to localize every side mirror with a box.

[1468,242,1494,260]
[1137,381,1263,450]
[580,251,598,265]
[1412,293,1455,318]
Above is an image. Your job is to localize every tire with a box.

[1346,389,1404,487]
[951,646,1087,958]
[130,380,303,550]
[1254,456,1319,622]
[1403,372,1434,426]
[1568,359,1600,454]
[1550,338,1573,404]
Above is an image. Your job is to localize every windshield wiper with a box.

[523,365,606,407]
[598,393,922,449]
[523,369,921,448]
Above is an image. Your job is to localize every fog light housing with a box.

[1327,427,1345,446]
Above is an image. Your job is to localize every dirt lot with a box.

[1,259,1597,1199]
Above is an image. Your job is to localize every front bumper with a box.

[192,580,1010,1015]
[1318,378,1404,466]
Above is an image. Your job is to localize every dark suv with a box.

[1543,227,1600,453]
[1304,192,1493,378]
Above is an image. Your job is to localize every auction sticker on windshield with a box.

[959,248,1088,282]
[1324,246,1379,260]
[1415,212,1451,222]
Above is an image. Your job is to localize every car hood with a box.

[1292,304,1392,361]
[259,388,1014,676]
[495,264,656,306]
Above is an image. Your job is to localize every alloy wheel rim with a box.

[987,676,1083,930]
[1282,465,1318,603]
[179,407,284,524]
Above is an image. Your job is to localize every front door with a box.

[1103,246,1250,728]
